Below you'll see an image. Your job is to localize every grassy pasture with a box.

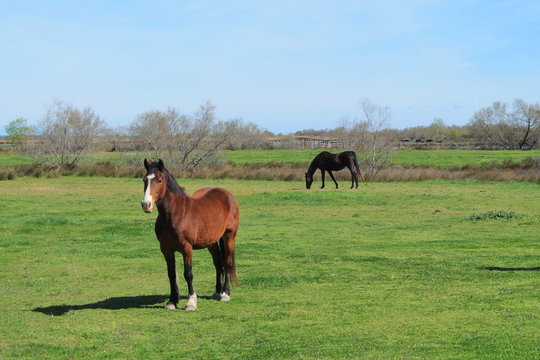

[1,176,538,359]
[225,149,540,169]
[2,149,539,169]
[0,152,35,166]
[0,151,135,167]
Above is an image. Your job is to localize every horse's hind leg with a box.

[347,165,358,189]
[208,243,225,300]
[219,229,238,300]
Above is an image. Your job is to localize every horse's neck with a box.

[157,191,189,219]
[307,159,319,175]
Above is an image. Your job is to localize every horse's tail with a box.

[353,153,366,182]
[220,234,239,287]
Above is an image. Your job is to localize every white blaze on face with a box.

[142,173,156,210]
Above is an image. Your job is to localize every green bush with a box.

[466,210,521,221]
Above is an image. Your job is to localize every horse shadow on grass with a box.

[33,295,169,316]
[483,266,540,271]
[33,294,219,316]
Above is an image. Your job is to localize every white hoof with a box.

[184,294,197,311]
[212,292,230,302]
[164,302,176,310]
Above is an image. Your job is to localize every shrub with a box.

[0,168,16,180]
[521,156,540,169]
[466,210,521,222]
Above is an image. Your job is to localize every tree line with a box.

[296,98,539,151]
[4,98,539,170]
[6,100,270,170]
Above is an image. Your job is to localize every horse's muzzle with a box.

[141,200,153,213]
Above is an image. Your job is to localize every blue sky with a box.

[1,0,539,134]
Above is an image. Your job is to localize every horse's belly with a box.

[174,213,227,249]
[192,224,227,249]
[330,164,345,171]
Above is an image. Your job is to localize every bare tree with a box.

[469,101,511,148]
[129,101,239,171]
[177,102,217,168]
[512,99,540,150]
[469,99,540,149]
[129,107,186,158]
[358,98,394,176]
[224,119,268,150]
[30,101,105,167]
[333,99,394,176]
[334,116,368,149]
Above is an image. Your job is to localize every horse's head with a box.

[141,159,167,213]
[305,172,313,189]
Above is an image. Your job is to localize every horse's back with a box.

[192,187,239,230]
[192,187,236,205]
[316,151,332,159]
[338,151,358,163]
[339,151,357,159]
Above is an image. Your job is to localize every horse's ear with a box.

[144,159,149,171]
[157,159,164,171]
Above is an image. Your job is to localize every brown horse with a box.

[141,159,239,311]
[305,151,365,189]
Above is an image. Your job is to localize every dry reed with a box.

[1,161,538,183]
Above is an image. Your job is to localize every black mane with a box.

[148,162,185,195]
[307,151,330,175]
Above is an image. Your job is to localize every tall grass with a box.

[376,166,540,182]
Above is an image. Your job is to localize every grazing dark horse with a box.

[305,151,365,189]
[141,159,239,311]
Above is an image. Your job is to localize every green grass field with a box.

[0,151,136,167]
[391,149,540,168]
[1,176,538,359]
[2,149,539,169]
[0,152,35,166]
[225,149,540,169]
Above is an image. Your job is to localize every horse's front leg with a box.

[162,250,179,310]
[320,169,326,188]
[328,171,339,189]
[182,247,197,311]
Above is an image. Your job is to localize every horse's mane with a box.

[307,157,318,175]
[307,151,330,174]
[149,162,185,195]
[163,168,186,195]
